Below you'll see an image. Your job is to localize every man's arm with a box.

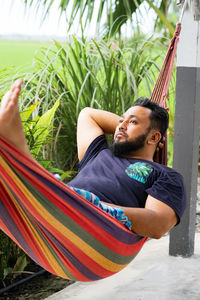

[103,195,177,239]
[77,108,120,161]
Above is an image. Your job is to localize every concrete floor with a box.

[46,233,200,300]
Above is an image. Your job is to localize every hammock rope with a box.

[0,24,181,281]
[151,23,181,165]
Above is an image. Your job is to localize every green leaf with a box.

[61,170,76,181]
[38,160,52,168]
[3,267,13,280]
[32,99,60,156]
[146,0,175,35]
[12,255,28,278]
[20,102,39,123]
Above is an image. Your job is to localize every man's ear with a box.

[147,130,162,145]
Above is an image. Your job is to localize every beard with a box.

[109,132,149,157]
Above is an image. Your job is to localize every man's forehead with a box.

[123,106,152,119]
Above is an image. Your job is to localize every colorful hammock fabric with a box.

[0,24,180,281]
[0,137,147,281]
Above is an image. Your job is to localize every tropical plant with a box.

[18,32,170,173]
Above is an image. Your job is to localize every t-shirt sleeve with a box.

[145,169,187,224]
[78,134,108,171]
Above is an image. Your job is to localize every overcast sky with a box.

[0,0,75,38]
[0,0,155,38]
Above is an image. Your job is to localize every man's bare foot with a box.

[0,79,31,157]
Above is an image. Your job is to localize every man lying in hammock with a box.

[0,79,186,239]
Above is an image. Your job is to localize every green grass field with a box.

[0,40,50,71]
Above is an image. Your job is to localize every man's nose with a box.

[118,120,127,131]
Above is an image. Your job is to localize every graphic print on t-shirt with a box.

[125,162,154,184]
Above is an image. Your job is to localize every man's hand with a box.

[154,136,166,163]
[157,136,165,151]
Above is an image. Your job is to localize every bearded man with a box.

[0,80,186,238]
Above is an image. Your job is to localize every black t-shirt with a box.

[69,135,186,222]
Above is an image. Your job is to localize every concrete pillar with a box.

[169,3,200,256]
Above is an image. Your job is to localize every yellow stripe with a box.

[0,158,69,278]
[0,156,126,273]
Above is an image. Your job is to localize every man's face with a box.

[110,106,152,157]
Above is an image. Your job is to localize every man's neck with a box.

[122,148,154,162]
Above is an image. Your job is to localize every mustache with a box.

[115,130,128,138]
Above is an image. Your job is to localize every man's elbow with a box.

[78,107,92,118]
[150,231,165,240]
[147,213,177,239]
[133,227,167,239]
[148,226,170,239]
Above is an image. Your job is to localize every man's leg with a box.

[0,79,32,158]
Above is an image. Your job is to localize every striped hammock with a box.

[0,24,181,281]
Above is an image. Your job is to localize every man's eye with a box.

[119,119,124,123]
[130,120,136,124]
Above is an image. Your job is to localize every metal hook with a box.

[191,0,200,20]
[177,0,185,6]
[177,0,200,21]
